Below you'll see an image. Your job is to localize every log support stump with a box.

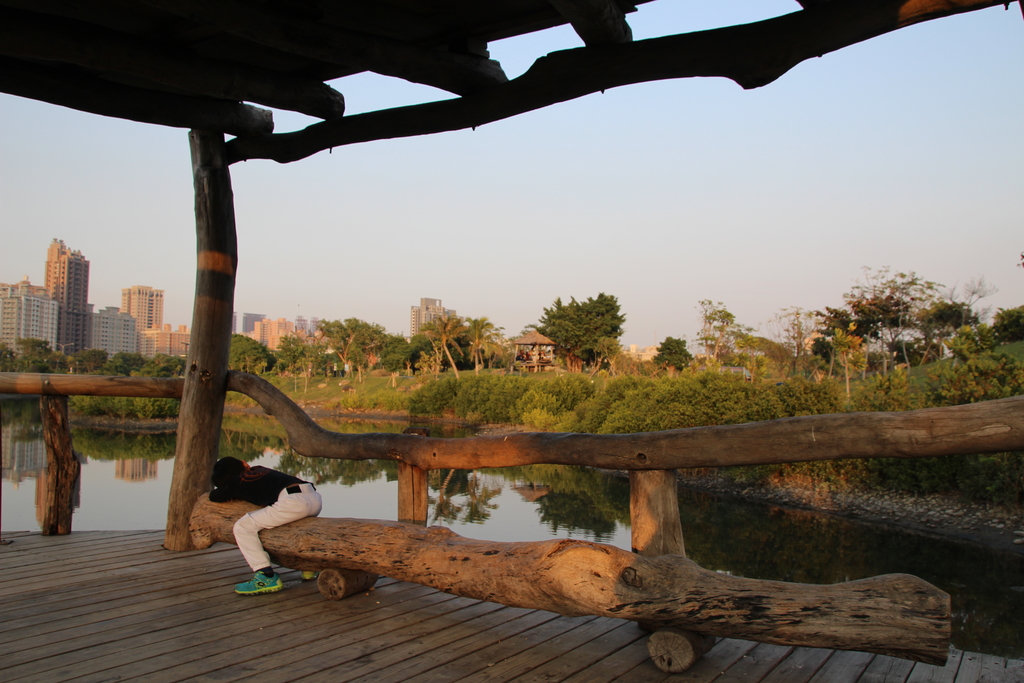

[630,469,712,673]
[40,396,80,535]
[317,567,380,600]
[398,427,430,526]
[647,627,719,673]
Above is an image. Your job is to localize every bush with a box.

[993,306,1024,344]
[596,372,838,434]
[851,368,919,412]
[328,390,409,412]
[870,452,1024,505]
[407,376,460,416]
[453,375,531,423]
[927,352,1024,406]
[408,375,534,423]
[71,395,180,419]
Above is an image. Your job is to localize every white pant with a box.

[233,484,323,571]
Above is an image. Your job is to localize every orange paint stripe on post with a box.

[197,250,235,275]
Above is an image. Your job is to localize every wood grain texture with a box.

[191,496,952,664]
[39,396,79,535]
[164,130,238,552]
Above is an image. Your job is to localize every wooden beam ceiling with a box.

[0,0,1012,158]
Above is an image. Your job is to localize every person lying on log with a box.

[210,456,323,595]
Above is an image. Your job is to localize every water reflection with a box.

[2,400,1022,658]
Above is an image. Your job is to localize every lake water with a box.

[2,397,1023,658]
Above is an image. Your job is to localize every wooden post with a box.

[164,129,238,551]
[39,396,80,535]
[0,402,6,544]
[397,462,428,525]
[398,427,430,526]
[630,469,715,672]
[630,469,684,557]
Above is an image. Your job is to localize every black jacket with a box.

[209,465,305,507]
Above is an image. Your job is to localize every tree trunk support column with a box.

[398,428,430,525]
[398,463,428,525]
[164,129,238,551]
[630,469,715,672]
[40,395,80,535]
[630,469,684,557]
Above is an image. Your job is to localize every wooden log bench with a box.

[190,495,952,669]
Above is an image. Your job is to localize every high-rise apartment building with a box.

[248,318,294,351]
[44,239,90,353]
[140,324,190,357]
[120,285,164,330]
[410,298,456,336]
[241,312,265,334]
[91,306,139,355]
[0,278,59,349]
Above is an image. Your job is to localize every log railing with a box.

[3,370,1023,667]
[8,369,1024,539]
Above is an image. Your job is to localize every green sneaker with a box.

[235,570,283,595]
[301,571,320,581]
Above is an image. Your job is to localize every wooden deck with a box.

[2,531,1021,683]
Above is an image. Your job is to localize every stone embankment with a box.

[678,474,1024,554]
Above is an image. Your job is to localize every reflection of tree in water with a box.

[70,429,176,462]
[277,453,398,487]
[219,427,289,462]
[429,469,501,525]
[439,465,632,541]
[502,466,630,542]
[1,398,43,444]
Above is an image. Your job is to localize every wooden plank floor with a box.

[2,531,1022,683]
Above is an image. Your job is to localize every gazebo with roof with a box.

[511,329,557,372]
[0,0,1014,554]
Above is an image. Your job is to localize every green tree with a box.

[422,314,468,379]
[917,300,977,364]
[137,354,185,377]
[101,352,147,376]
[0,342,16,371]
[15,338,55,372]
[944,324,997,363]
[229,334,275,374]
[830,324,866,397]
[818,267,940,372]
[381,334,432,374]
[764,307,821,377]
[72,348,108,373]
[992,306,1024,344]
[464,317,502,374]
[276,333,327,390]
[537,293,625,373]
[275,334,306,375]
[318,318,386,379]
[696,300,738,361]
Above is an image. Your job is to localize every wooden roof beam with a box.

[547,0,634,45]
[0,6,345,120]
[227,0,1005,164]
[0,57,274,137]
[139,0,509,96]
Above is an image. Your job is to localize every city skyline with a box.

[1,3,1021,347]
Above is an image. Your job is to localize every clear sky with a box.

[1,1,1021,348]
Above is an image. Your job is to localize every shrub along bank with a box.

[408,354,1024,506]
